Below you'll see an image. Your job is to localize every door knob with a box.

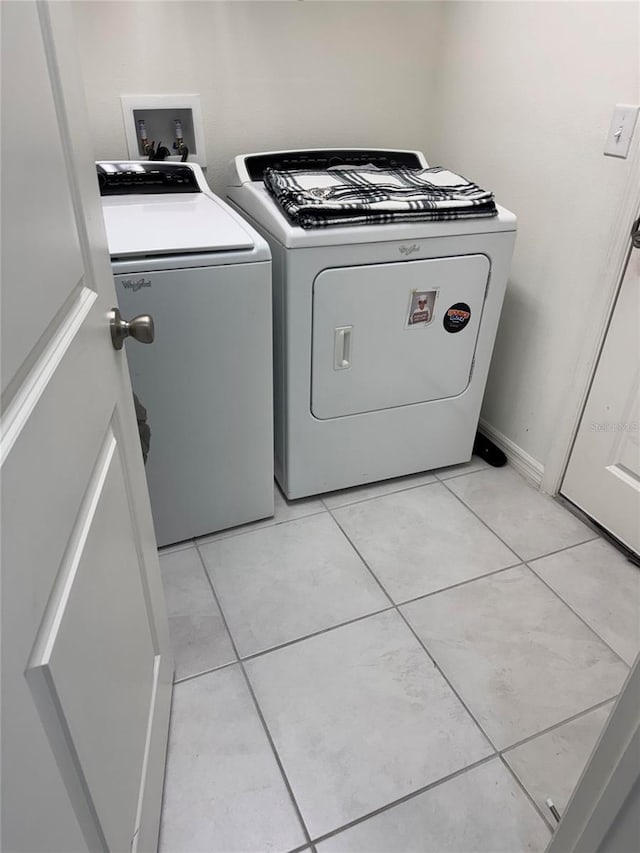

[632,218,640,249]
[110,307,155,350]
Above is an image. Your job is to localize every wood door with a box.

[0,3,173,851]
[562,222,640,554]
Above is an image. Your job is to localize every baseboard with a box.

[478,418,545,487]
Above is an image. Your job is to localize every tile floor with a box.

[158,459,640,853]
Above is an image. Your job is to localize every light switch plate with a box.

[604,104,639,158]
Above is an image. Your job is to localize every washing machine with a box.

[226,149,516,499]
[99,160,273,546]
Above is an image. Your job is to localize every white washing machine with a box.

[99,160,273,546]
[227,148,517,500]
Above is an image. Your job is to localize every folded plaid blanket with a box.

[263,165,498,229]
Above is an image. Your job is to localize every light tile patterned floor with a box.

[157,461,640,853]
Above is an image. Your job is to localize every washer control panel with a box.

[97,162,200,195]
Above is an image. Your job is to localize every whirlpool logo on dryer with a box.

[121,277,151,292]
[399,243,420,256]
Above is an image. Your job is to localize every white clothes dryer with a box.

[99,160,273,545]
[226,149,516,499]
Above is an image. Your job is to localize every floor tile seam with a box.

[321,477,441,511]
[237,605,397,663]
[498,694,618,756]
[330,506,502,753]
[523,535,603,563]
[173,657,238,686]
[392,604,501,754]
[308,751,498,847]
[195,546,315,849]
[496,753,555,832]
[433,465,490,483]
[523,563,632,668]
[326,510,397,606]
[437,476,524,561]
[394,561,525,609]
[439,473,602,564]
[194,509,329,547]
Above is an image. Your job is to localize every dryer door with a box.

[311,254,490,419]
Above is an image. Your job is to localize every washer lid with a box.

[102,193,255,257]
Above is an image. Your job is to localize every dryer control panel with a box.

[97,162,200,195]
[243,149,426,181]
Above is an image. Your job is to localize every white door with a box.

[311,255,489,419]
[562,221,640,554]
[1,3,173,852]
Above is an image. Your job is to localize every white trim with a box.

[478,417,544,486]
[542,137,640,497]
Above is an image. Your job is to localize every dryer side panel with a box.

[311,255,490,420]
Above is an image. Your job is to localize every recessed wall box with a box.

[120,94,206,167]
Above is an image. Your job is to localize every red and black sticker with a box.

[443,302,471,333]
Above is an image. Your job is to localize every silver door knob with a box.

[110,307,155,350]
[632,218,640,249]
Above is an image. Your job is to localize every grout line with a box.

[438,475,602,565]
[433,464,491,483]
[321,475,440,511]
[327,511,396,607]
[238,605,396,664]
[173,657,238,686]
[524,563,632,668]
[395,561,524,609]
[327,507,501,757]
[522,536,602,562]
[309,752,498,847]
[499,695,617,755]
[437,476,525,561]
[194,509,327,548]
[195,546,316,850]
[497,754,554,832]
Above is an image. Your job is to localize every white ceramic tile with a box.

[434,455,490,481]
[159,548,235,680]
[159,665,306,853]
[321,471,437,510]
[245,611,491,838]
[446,466,594,560]
[402,566,628,749]
[200,514,389,657]
[504,702,614,814]
[333,483,517,602]
[317,759,550,853]
[530,539,640,665]
[196,483,325,545]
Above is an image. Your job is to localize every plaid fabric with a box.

[263,165,498,229]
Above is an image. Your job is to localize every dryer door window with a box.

[311,254,490,420]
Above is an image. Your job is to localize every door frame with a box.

[541,136,640,497]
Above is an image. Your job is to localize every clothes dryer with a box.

[227,149,516,499]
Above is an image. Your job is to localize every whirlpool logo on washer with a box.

[399,243,420,256]
[121,277,151,292]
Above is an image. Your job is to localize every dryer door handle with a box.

[334,326,353,370]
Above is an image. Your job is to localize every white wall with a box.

[72,0,443,194]
[428,1,639,470]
